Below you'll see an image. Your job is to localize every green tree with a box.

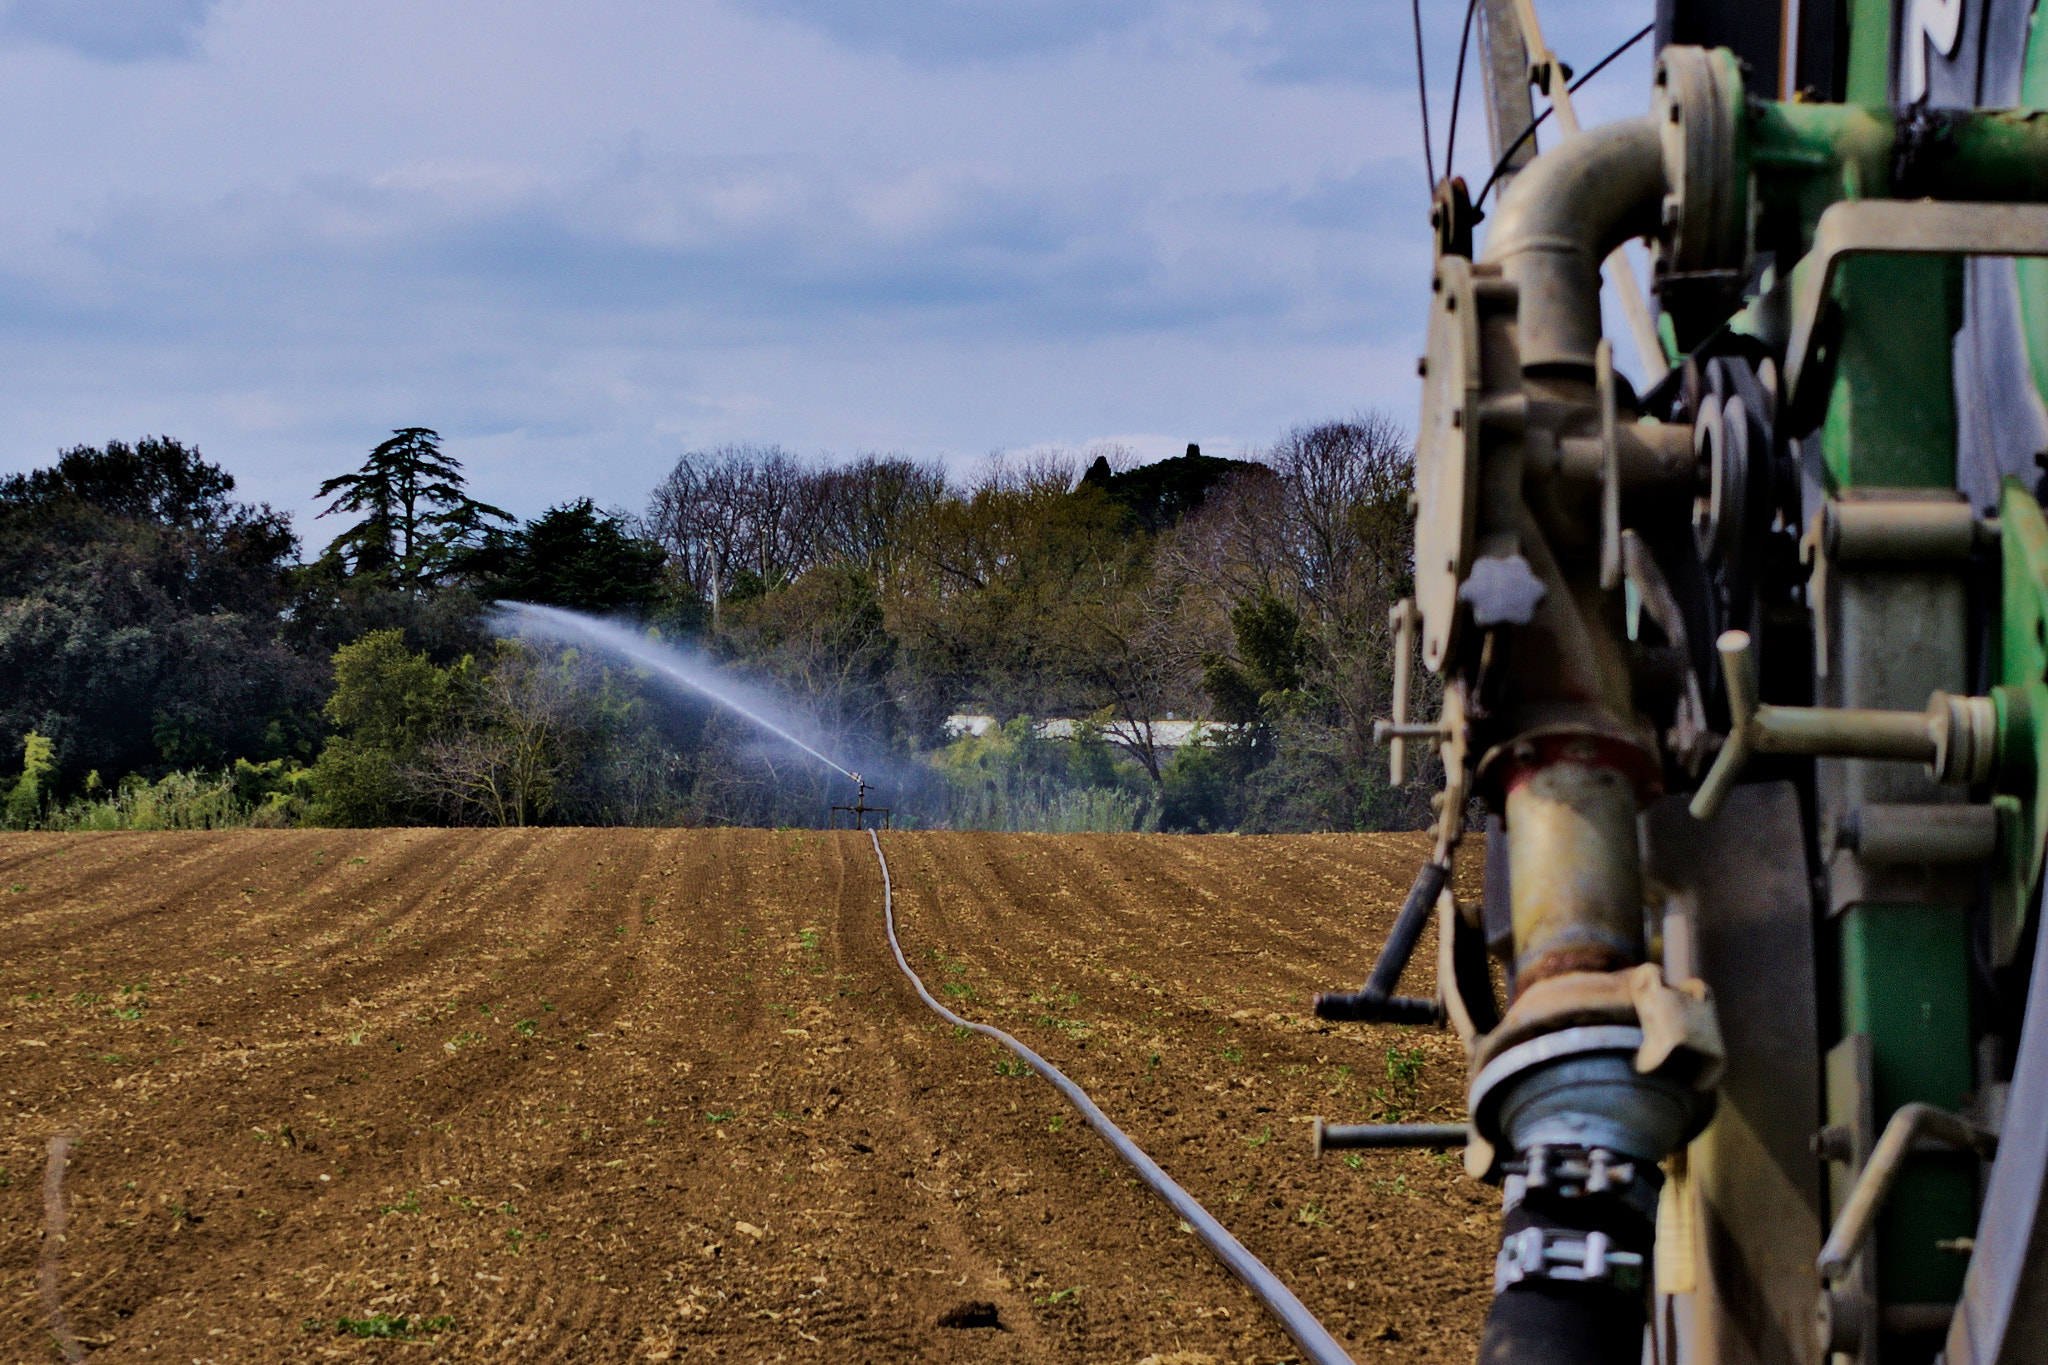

[1200,593,1307,725]
[0,438,321,789]
[307,630,464,825]
[3,732,54,828]
[464,499,667,613]
[315,428,512,585]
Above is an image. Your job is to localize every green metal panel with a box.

[2020,1,2048,407]
[1820,257,1965,491]
[1843,0,1893,108]
[1839,903,1976,1304]
[1821,0,1982,1319]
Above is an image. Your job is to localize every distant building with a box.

[942,715,1237,749]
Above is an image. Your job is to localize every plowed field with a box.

[0,830,1494,1364]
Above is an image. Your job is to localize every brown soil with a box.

[0,830,1495,1364]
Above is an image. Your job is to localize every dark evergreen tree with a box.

[463,499,667,613]
[315,427,512,585]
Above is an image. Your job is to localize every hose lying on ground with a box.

[867,829,1357,1365]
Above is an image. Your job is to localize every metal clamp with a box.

[1502,1144,1659,1222]
[1495,1225,1646,1295]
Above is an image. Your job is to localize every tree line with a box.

[0,419,1431,832]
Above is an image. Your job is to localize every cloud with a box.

[19,149,1406,355]
[0,0,219,61]
[728,0,1160,64]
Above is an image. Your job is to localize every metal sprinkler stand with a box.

[830,775,891,831]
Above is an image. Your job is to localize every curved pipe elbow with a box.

[1481,118,1666,374]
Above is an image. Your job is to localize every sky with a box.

[0,0,1656,552]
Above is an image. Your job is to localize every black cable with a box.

[866,829,1358,1365]
[1474,21,1655,208]
[1444,0,1480,184]
[1412,0,1436,192]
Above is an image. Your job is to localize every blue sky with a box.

[0,0,1654,549]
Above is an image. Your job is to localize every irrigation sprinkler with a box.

[829,775,891,831]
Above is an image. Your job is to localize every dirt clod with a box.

[936,1300,1002,1329]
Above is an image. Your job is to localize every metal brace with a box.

[1494,1224,1646,1295]
[1782,200,2048,421]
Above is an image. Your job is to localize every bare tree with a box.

[406,646,596,826]
[645,443,823,628]
[808,454,946,590]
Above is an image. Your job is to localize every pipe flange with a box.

[1469,1024,1645,1141]
[1652,46,1748,284]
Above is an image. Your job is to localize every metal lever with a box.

[1689,631,1999,820]
[1597,338,1621,591]
[1817,1102,1998,1281]
[1387,598,1421,784]
[1313,857,1448,1025]
[1313,1119,1466,1153]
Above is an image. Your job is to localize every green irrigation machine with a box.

[1317,0,2048,1360]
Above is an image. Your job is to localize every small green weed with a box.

[994,1059,1033,1077]
[314,1314,455,1339]
[1385,1046,1426,1086]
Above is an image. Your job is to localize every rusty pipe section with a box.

[1481,117,1665,373]
[1505,749,1647,989]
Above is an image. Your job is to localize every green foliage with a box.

[464,499,666,613]
[3,732,54,828]
[308,630,463,826]
[931,718,1154,832]
[0,438,322,791]
[40,759,311,831]
[309,629,688,828]
[315,427,511,585]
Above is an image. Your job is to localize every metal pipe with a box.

[1506,761,1644,986]
[1692,630,2002,818]
[1839,803,1998,864]
[1313,1120,1467,1152]
[1817,1102,1999,1282]
[1824,500,1992,562]
[866,831,1357,1365]
[1481,117,1665,373]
